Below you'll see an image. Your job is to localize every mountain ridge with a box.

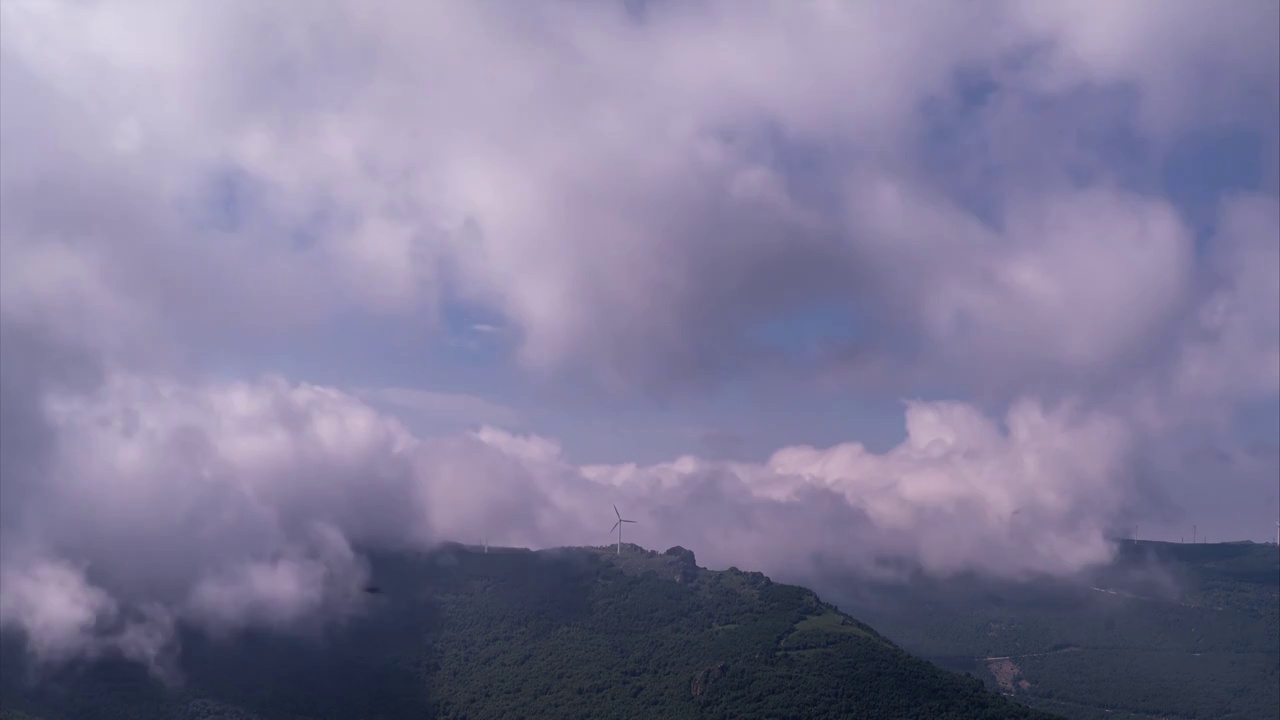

[1,542,1054,719]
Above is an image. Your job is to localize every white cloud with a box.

[0,557,118,663]
[1012,0,1279,137]
[1172,196,1280,406]
[3,0,1272,389]
[0,370,427,665]
[0,371,1145,665]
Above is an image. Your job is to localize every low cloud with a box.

[0,368,1150,669]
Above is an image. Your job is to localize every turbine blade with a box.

[622,519,636,523]
[610,520,620,533]
[614,504,621,519]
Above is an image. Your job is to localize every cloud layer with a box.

[0,370,1141,668]
[4,0,1274,389]
[1,0,1276,671]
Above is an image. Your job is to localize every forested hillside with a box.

[831,541,1280,720]
[0,544,1051,720]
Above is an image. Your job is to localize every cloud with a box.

[841,183,1199,396]
[0,372,1142,668]
[3,0,1273,391]
[1170,196,1280,408]
[0,558,119,663]
[0,366,425,667]
[0,0,1276,675]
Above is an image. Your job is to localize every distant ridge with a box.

[831,539,1279,719]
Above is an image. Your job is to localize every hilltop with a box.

[1,544,1053,720]
[829,541,1280,720]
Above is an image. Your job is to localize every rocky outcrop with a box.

[664,546,699,583]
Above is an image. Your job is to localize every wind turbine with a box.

[610,504,637,555]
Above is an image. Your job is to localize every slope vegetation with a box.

[1,544,1052,720]
[832,541,1280,720]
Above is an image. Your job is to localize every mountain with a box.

[0,544,1052,720]
[826,541,1280,720]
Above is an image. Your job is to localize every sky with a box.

[0,0,1277,670]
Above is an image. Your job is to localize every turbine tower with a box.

[610,504,637,555]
